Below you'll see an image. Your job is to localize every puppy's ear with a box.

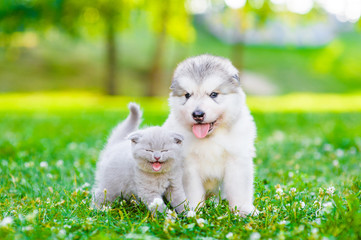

[127,132,142,144]
[172,133,184,145]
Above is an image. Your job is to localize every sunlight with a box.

[317,0,361,22]
[1,92,361,113]
[186,0,210,14]
[224,0,247,9]
[286,0,314,14]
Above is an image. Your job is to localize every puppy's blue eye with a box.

[185,93,191,99]
[210,92,218,98]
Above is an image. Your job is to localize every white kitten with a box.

[92,103,187,213]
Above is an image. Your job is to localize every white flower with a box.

[321,202,333,214]
[22,226,33,231]
[64,225,71,229]
[276,188,284,195]
[314,218,321,225]
[196,218,206,227]
[25,210,38,222]
[148,198,163,210]
[323,144,332,151]
[226,232,234,239]
[290,188,296,194]
[24,162,34,168]
[274,194,281,200]
[249,232,261,240]
[332,160,339,167]
[326,186,335,195]
[299,201,305,208]
[0,216,14,227]
[335,149,344,157]
[288,172,294,178]
[166,210,177,221]
[56,159,64,167]
[319,188,324,195]
[58,229,66,238]
[40,161,48,168]
[311,228,318,234]
[186,210,196,218]
[279,220,288,225]
[100,205,111,212]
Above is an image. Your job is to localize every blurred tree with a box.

[0,0,139,95]
[224,0,324,72]
[49,0,141,95]
[145,0,195,96]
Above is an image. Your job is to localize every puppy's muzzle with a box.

[192,110,205,123]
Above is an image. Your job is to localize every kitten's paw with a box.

[148,198,167,213]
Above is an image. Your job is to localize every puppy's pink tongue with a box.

[192,124,210,139]
[152,162,162,172]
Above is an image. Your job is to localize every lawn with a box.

[0,93,360,239]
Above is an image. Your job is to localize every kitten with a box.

[92,103,187,213]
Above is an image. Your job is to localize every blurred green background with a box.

[1,0,361,97]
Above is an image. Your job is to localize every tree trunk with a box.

[147,2,169,96]
[147,30,166,96]
[105,19,117,96]
[231,41,244,72]
[231,10,245,73]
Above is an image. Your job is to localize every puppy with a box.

[163,54,257,216]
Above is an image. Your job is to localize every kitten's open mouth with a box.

[192,120,217,139]
[150,161,162,172]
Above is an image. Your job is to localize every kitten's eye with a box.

[146,150,153,152]
[161,150,168,152]
[210,92,218,98]
[185,93,191,99]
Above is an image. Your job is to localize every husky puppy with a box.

[92,103,186,213]
[163,54,257,216]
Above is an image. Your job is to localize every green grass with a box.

[1,95,361,239]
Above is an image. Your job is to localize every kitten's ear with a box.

[127,132,142,144]
[172,133,184,145]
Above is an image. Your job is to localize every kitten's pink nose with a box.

[154,156,160,161]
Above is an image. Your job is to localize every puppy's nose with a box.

[192,110,205,123]
[154,156,160,161]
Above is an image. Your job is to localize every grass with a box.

[0,93,361,239]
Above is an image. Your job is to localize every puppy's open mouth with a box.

[192,120,217,139]
[150,161,163,172]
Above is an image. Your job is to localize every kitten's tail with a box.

[106,102,142,146]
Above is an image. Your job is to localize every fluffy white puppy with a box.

[163,54,257,216]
